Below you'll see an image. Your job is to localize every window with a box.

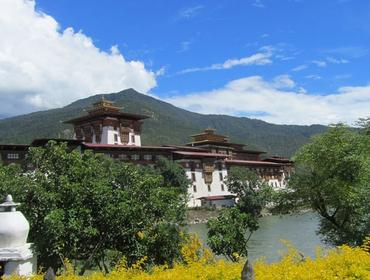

[131,154,140,160]
[131,135,135,143]
[114,134,118,142]
[7,153,19,159]
[190,162,195,171]
[191,172,196,182]
[207,185,211,192]
[119,154,127,160]
[144,154,152,161]
[219,172,223,181]
[217,162,223,171]
[204,172,212,183]
[193,185,197,193]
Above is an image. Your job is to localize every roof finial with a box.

[0,194,20,212]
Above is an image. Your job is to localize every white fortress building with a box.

[1,98,293,208]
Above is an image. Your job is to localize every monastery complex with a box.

[0,98,293,208]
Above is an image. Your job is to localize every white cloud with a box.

[0,0,157,116]
[312,60,327,67]
[334,74,352,80]
[177,5,204,20]
[165,76,370,125]
[292,64,308,72]
[323,46,368,58]
[178,41,192,53]
[252,0,265,8]
[177,50,273,74]
[305,74,322,80]
[155,67,166,77]
[273,75,295,89]
[311,57,349,68]
[326,57,349,64]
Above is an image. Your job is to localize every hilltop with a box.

[0,89,327,157]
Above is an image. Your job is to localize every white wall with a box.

[99,126,141,146]
[185,165,288,208]
[268,179,283,190]
[128,132,141,146]
[186,166,231,208]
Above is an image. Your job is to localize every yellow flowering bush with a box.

[7,236,370,280]
[254,241,370,280]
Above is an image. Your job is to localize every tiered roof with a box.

[65,96,149,124]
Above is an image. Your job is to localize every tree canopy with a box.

[0,141,189,273]
[207,167,272,260]
[275,124,370,246]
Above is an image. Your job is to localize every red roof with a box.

[82,143,175,150]
[173,151,229,158]
[263,157,293,163]
[197,195,236,201]
[64,111,149,124]
[225,159,281,166]
[163,145,207,151]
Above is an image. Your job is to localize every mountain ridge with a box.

[0,89,327,157]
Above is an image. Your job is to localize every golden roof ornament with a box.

[88,96,121,115]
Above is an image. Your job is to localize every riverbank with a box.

[186,208,222,224]
[186,207,312,224]
[186,207,274,224]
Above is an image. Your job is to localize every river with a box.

[187,212,330,262]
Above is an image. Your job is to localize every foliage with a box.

[0,88,327,157]
[226,167,273,217]
[207,167,273,261]
[207,208,256,261]
[154,156,190,195]
[7,238,370,280]
[0,142,188,274]
[275,124,370,246]
[356,117,370,135]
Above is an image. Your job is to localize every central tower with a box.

[65,97,149,146]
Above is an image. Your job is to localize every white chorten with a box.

[0,195,36,277]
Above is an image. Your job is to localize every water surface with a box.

[187,212,328,262]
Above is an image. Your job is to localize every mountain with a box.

[0,89,327,157]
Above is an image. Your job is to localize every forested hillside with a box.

[0,89,327,157]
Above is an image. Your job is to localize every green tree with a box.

[207,208,257,261]
[226,167,273,217]
[154,156,190,195]
[207,167,272,260]
[276,124,370,246]
[356,117,370,135]
[0,141,188,273]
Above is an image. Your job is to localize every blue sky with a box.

[35,0,370,94]
[0,0,369,124]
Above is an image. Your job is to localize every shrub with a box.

[8,237,370,280]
